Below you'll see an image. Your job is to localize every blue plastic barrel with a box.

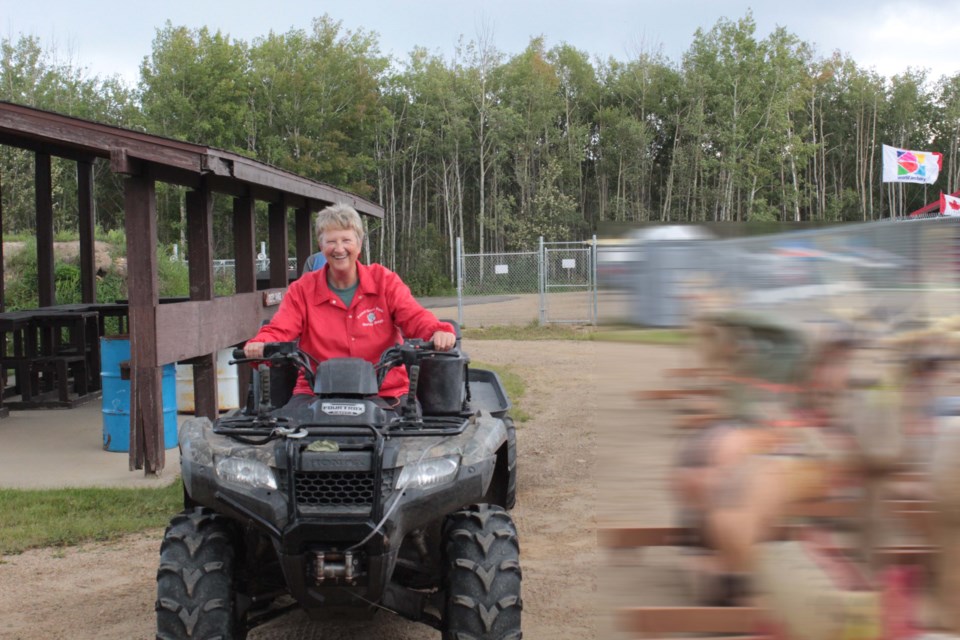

[101,336,177,452]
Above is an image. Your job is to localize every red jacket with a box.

[249,262,454,399]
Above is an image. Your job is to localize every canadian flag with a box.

[940,192,960,216]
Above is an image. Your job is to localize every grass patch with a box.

[0,478,184,555]
[591,327,691,345]
[463,323,598,341]
[463,322,690,345]
[472,361,530,423]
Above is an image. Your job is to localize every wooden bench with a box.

[29,354,88,403]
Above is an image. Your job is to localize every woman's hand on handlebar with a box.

[431,330,457,352]
[243,341,265,359]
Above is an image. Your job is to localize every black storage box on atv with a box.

[417,350,469,415]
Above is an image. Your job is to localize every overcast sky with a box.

[2,0,959,86]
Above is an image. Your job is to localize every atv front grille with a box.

[294,470,388,508]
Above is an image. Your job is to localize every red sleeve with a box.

[248,279,308,345]
[383,269,455,340]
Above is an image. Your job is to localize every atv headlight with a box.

[216,457,277,490]
[396,455,460,490]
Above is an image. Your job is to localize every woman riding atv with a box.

[243,203,457,407]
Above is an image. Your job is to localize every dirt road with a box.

[1,339,683,639]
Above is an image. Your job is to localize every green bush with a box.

[3,238,129,310]
[97,227,127,256]
[4,239,40,311]
[157,250,189,297]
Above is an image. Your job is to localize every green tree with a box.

[139,22,251,151]
[248,16,387,195]
[0,35,137,234]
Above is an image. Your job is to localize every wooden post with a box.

[186,184,214,300]
[0,165,6,417]
[0,162,5,313]
[190,355,217,421]
[78,160,96,303]
[186,183,217,420]
[268,198,288,288]
[124,174,164,475]
[35,152,55,307]
[295,205,313,275]
[233,195,256,404]
[233,195,256,294]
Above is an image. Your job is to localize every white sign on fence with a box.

[562,258,576,269]
[495,264,509,275]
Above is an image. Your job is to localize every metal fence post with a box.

[538,236,546,325]
[456,237,464,328]
[592,234,598,325]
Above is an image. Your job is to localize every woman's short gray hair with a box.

[315,203,364,245]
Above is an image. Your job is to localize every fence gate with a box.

[456,236,598,327]
[539,238,597,324]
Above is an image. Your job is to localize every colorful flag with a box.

[941,192,960,216]
[882,144,941,184]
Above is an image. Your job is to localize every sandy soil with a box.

[0,338,688,640]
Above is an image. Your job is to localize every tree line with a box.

[2,12,958,290]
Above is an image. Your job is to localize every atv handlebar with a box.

[232,339,451,379]
[231,342,298,362]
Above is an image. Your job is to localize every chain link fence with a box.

[210,258,299,281]
[454,237,599,328]
[542,241,597,324]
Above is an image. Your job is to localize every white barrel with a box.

[175,349,240,413]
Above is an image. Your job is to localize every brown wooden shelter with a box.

[0,101,383,475]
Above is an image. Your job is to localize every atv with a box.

[156,328,521,639]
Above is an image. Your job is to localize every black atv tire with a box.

[442,504,522,639]
[156,507,246,640]
[504,417,518,510]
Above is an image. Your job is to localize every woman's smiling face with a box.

[321,227,361,275]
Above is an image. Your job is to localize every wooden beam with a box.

[110,148,143,176]
[124,174,164,475]
[268,199,288,288]
[146,163,203,190]
[185,182,217,417]
[186,183,214,301]
[0,160,5,312]
[191,353,218,422]
[597,526,935,561]
[0,104,205,173]
[155,294,276,364]
[77,160,96,303]
[0,103,384,218]
[619,607,762,635]
[233,195,256,294]
[35,152,55,307]
[112,154,203,189]
[0,131,100,163]
[228,155,383,218]
[232,194,258,407]
[599,526,702,549]
[295,205,313,275]
[0,167,4,415]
